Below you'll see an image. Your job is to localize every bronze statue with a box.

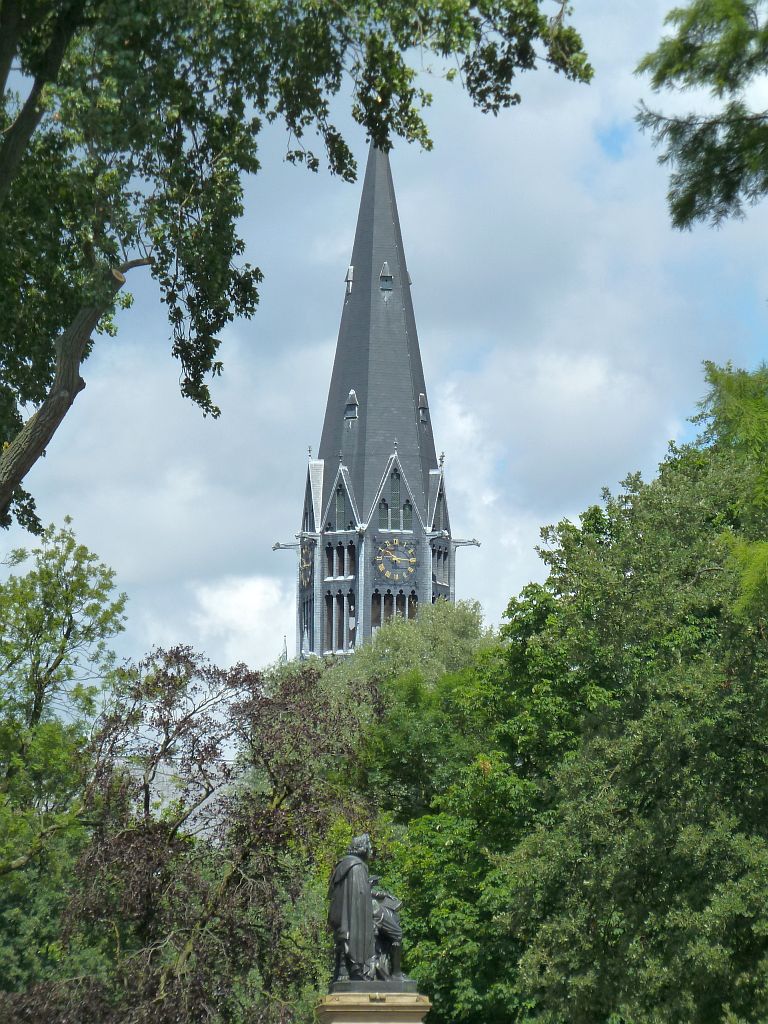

[371,877,405,981]
[328,834,376,982]
[327,834,414,991]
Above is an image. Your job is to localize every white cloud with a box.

[190,576,295,669]
[126,575,295,670]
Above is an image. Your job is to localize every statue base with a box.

[329,980,419,994]
[316,991,431,1024]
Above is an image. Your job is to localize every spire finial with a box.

[394,438,398,453]
[439,451,445,468]
[339,449,343,463]
[308,445,312,459]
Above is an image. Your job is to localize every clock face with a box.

[375,537,417,583]
[300,542,314,587]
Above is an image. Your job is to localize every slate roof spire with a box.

[317,144,437,522]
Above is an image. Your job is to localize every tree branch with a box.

[0,810,100,876]
[0,0,86,210]
[0,258,151,515]
[0,0,21,98]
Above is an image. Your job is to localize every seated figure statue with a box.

[370,877,405,981]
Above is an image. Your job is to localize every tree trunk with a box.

[0,259,151,515]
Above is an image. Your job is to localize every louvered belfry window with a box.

[335,486,345,530]
[391,472,400,529]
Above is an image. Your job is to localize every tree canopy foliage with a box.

[5,364,768,1022]
[0,523,371,1021]
[637,0,768,229]
[0,0,592,530]
[341,363,768,1024]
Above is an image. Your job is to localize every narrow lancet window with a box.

[391,471,400,509]
[335,592,344,650]
[348,590,356,647]
[391,472,400,529]
[371,591,382,630]
[403,501,413,531]
[335,486,345,530]
[379,262,393,291]
[325,544,334,579]
[324,594,333,651]
[379,500,389,530]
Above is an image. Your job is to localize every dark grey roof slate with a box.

[317,145,438,522]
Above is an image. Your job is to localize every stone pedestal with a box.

[316,991,431,1024]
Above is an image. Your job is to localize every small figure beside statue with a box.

[327,833,416,992]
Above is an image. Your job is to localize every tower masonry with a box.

[276,145,477,657]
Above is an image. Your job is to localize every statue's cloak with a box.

[328,854,374,972]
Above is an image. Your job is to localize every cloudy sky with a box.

[5,1,767,668]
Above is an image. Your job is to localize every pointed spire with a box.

[317,144,437,521]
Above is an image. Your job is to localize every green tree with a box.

[470,379,767,1022]
[698,360,768,615]
[637,0,768,229]
[490,657,768,1024]
[0,519,125,989]
[328,598,492,690]
[357,371,768,1024]
[0,651,371,1023]
[0,0,592,529]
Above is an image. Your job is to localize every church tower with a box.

[285,145,460,657]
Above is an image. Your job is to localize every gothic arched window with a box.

[391,471,400,508]
[379,500,389,530]
[324,593,333,651]
[347,590,356,648]
[335,486,345,531]
[391,471,401,529]
[403,501,413,531]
